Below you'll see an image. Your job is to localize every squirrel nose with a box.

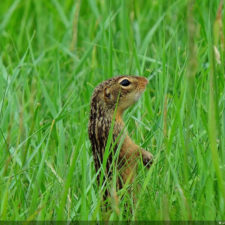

[142,77,148,85]
[145,78,149,84]
[139,77,148,89]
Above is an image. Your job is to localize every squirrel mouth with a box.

[134,92,142,102]
[134,85,146,102]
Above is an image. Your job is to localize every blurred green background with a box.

[0,0,225,221]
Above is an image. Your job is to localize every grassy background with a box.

[0,0,225,221]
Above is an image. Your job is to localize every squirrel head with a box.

[101,75,148,114]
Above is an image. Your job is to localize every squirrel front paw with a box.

[142,150,153,168]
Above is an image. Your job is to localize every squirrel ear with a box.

[104,87,111,99]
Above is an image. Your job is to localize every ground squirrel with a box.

[88,75,153,197]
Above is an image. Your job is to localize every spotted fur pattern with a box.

[88,77,124,183]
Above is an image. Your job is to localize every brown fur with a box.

[88,75,153,197]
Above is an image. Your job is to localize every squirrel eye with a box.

[120,79,131,86]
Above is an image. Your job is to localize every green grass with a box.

[0,0,225,221]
